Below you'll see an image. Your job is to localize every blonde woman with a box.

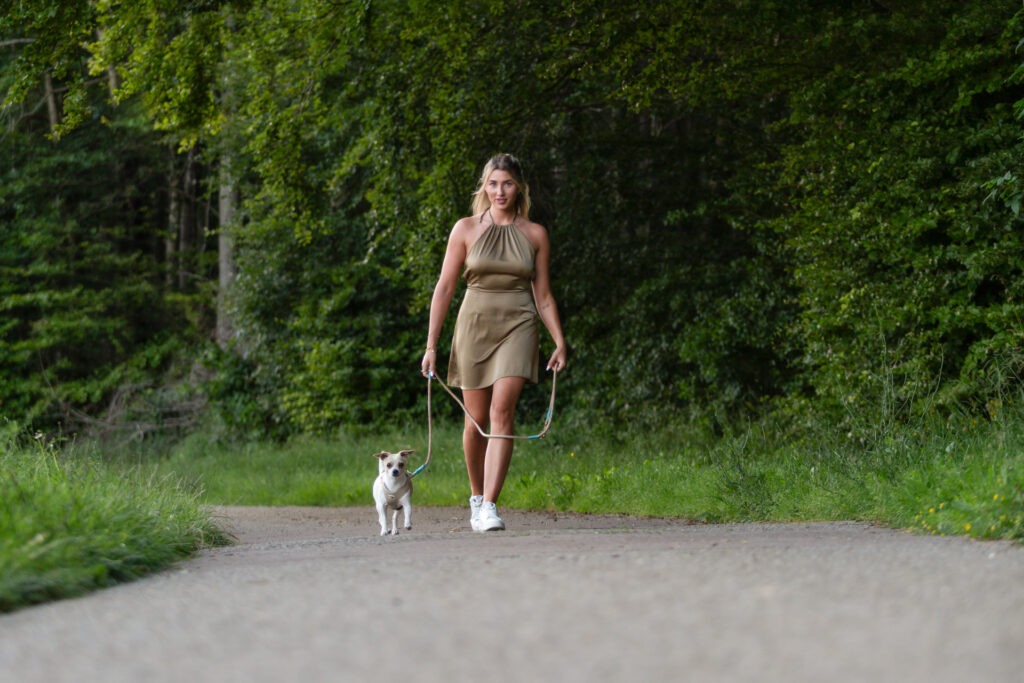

[422,154,567,531]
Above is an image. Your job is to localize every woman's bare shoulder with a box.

[450,215,472,230]
[453,214,486,234]
[444,216,472,243]
[520,219,550,247]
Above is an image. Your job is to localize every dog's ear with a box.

[373,452,389,460]
[398,449,415,458]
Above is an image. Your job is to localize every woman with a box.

[421,153,567,532]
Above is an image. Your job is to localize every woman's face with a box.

[485,170,518,213]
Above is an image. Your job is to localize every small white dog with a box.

[373,449,414,536]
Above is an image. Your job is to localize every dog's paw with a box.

[405,525,412,531]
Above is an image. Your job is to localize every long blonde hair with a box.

[471,153,531,219]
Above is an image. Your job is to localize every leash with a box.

[409,369,558,479]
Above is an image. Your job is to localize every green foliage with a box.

[226,215,421,435]
[90,0,234,142]
[0,100,204,426]
[4,0,1024,438]
[0,1,99,133]
[772,1,1024,418]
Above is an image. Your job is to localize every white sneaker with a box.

[478,502,505,532]
[469,495,483,531]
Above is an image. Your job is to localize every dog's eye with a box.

[398,462,405,468]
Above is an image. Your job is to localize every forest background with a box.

[2,1,1024,479]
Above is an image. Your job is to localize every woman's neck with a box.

[488,206,517,225]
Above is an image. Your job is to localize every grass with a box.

[152,403,1024,544]
[0,427,227,613]
[4,399,1021,613]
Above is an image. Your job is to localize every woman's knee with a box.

[489,401,516,428]
[491,391,523,427]
[464,416,487,440]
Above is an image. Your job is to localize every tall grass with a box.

[0,427,227,613]
[154,400,1024,543]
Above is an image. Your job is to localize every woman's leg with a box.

[483,376,526,502]
[461,387,491,496]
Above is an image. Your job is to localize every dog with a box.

[373,449,414,536]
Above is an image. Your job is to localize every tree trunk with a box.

[165,149,180,288]
[43,72,59,133]
[95,29,120,95]
[166,148,180,287]
[217,11,240,349]
[178,145,198,290]
[216,155,238,349]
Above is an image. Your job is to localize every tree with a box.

[5,0,1023,438]
[0,4,224,432]
[770,1,1024,419]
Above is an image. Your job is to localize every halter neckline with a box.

[482,207,519,228]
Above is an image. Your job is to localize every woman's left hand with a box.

[546,346,567,372]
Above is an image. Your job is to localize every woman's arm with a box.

[422,221,468,377]
[530,226,567,372]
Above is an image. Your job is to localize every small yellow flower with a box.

[569,451,575,458]
[964,523,972,532]
[994,494,1000,501]
[929,507,935,514]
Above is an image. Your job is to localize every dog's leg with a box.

[390,508,399,535]
[402,497,412,531]
[377,501,389,536]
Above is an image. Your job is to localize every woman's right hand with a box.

[421,349,437,378]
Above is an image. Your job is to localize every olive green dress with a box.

[448,223,539,390]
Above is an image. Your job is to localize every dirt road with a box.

[2,505,1023,682]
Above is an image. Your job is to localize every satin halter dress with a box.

[447,223,540,390]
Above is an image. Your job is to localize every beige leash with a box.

[410,369,558,479]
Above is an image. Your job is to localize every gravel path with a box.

[2,505,1023,682]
